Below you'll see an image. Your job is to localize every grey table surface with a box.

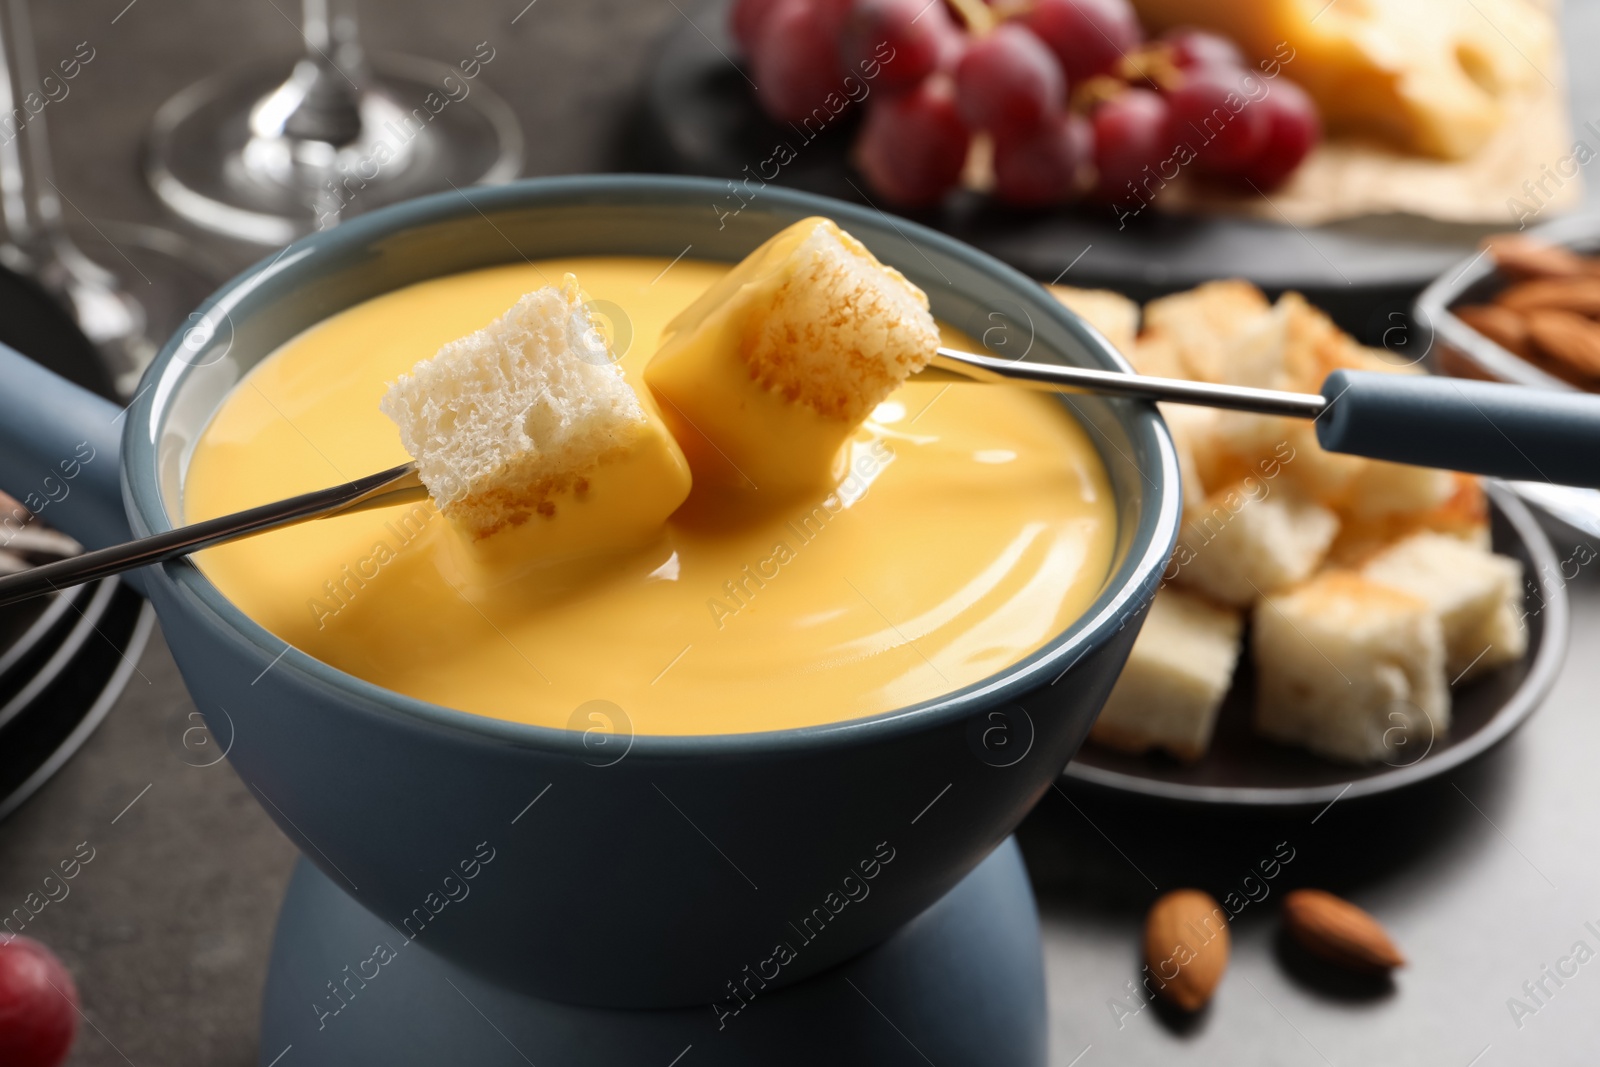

[1,1,1597,1065]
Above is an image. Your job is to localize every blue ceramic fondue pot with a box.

[0,176,1179,1008]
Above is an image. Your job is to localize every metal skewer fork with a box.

[920,347,1326,418]
[1,344,1597,607]
[921,347,1600,488]
[0,463,425,607]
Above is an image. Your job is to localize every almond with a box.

[1525,308,1600,384]
[1282,889,1404,973]
[1455,303,1533,359]
[1496,276,1600,317]
[1483,235,1596,280]
[1143,889,1229,1010]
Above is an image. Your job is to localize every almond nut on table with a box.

[1281,889,1405,974]
[1143,889,1231,1011]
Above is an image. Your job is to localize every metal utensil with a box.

[924,347,1600,486]
[2,344,1597,607]
[0,463,423,607]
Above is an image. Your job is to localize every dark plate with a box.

[632,1,1497,340]
[0,580,154,822]
[1063,484,1568,806]
[0,577,121,733]
[0,254,139,818]
[0,584,87,688]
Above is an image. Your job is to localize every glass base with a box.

[145,52,524,246]
[49,221,230,398]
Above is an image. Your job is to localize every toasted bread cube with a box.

[1273,291,1393,391]
[1129,330,1187,379]
[1220,299,1293,389]
[381,275,691,558]
[1173,484,1339,607]
[1091,587,1244,762]
[1459,599,1529,681]
[1361,532,1524,678]
[1276,419,1369,507]
[1158,403,1216,526]
[1141,280,1272,383]
[1205,409,1289,469]
[645,217,938,493]
[1253,572,1449,763]
[1341,459,1457,520]
[1327,473,1490,565]
[1049,285,1139,355]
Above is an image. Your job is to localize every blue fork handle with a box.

[1316,370,1600,487]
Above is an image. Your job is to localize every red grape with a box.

[1238,77,1320,189]
[749,0,850,124]
[1162,28,1246,73]
[1018,0,1142,84]
[993,111,1094,206]
[731,0,782,54]
[0,938,77,1067]
[1090,87,1170,201]
[838,0,952,94]
[932,14,969,72]
[855,76,970,207]
[954,23,1064,138]
[1164,67,1269,176]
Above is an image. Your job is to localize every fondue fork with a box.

[919,347,1600,489]
[1,347,1597,607]
[0,464,425,607]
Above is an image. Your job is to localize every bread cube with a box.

[1091,587,1244,762]
[1219,299,1292,389]
[1245,419,1363,508]
[1158,403,1217,526]
[1361,532,1525,679]
[1049,285,1139,355]
[1253,572,1449,763]
[1129,331,1187,379]
[1341,459,1458,520]
[1327,473,1490,565]
[645,217,938,492]
[1173,484,1339,607]
[381,274,691,558]
[1141,280,1273,383]
[1460,599,1530,681]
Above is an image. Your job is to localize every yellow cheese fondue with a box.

[183,257,1117,735]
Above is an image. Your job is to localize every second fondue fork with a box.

[920,347,1600,489]
[0,348,1596,607]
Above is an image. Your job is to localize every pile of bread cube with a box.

[1052,281,1528,765]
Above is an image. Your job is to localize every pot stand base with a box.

[259,837,1047,1066]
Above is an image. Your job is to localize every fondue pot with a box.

[0,177,1181,1009]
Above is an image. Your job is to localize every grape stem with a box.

[944,0,996,37]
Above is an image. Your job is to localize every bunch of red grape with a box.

[730,0,1321,212]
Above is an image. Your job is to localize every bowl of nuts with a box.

[1416,215,1600,539]
[1419,217,1600,392]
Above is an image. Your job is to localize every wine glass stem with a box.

[302,0,367,82]
[0,0,149,394]
[0,0,66,268]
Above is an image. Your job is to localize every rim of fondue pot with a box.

[119,176,1181,1006]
